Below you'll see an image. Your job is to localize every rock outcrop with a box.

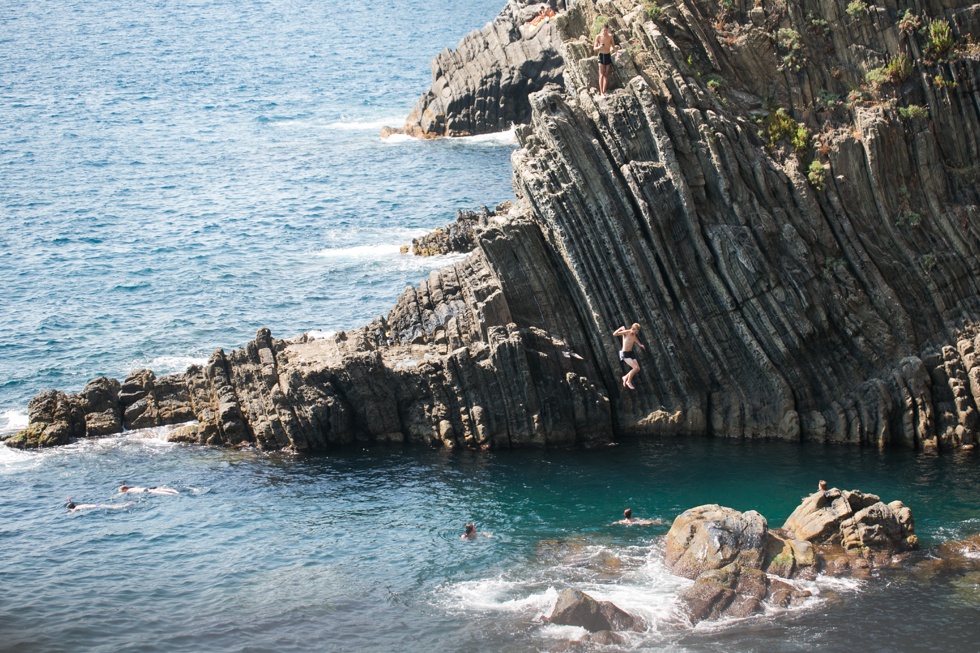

[547,587,642,632]
[665,489,916,623]
[9,0,980,451]
[385,0,566,138]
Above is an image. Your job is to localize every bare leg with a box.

[625,360,640,389]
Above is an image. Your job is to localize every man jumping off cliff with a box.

[593,23,618,96]
[614,323,645,389]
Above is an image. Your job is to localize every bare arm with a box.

[613,326,629,336]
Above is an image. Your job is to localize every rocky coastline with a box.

[544,485,980,640]
[7,0,980,452]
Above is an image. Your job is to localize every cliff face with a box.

[8,0,980,452]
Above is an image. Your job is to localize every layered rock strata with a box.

[385,0,566,138]
[8,0,980,451]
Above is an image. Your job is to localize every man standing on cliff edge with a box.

[593,22,617,96]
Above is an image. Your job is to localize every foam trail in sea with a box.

[136,355,210,376]
[379,127,517,146]
[324,117,406,131]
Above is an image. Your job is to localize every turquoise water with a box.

[3,0,980,650]
[2,436,979,652]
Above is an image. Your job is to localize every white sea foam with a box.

[325,117,404,131]
[380,127,518,146]
[448,578,558,614]
[380,132,418,144]
[1,409,29,434]
[452,127,517,146]
[0,441,37,471]
[313,242,471,272]
[314,243,408,259]
[127,355,209,376]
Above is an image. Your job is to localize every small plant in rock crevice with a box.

[898,10,922,35]
[644,1,662,21]
[807,160,826,189]
[846,0,867,19]
[899,104,929,120]
[776,28,806,71]
[866,55,913,92]
[926,18,956,62]
[761,108,809,160]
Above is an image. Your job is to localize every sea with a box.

[1,1,979,652]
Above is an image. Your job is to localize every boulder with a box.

[783,489,917,553]
[841,501,917,551]
[664,505,768,578]
[763,529,818,580]
[5,390,85,449]
[547,588,640,633]
[78,376,122,436]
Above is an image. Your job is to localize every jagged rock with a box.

[394,0,566,138]
[78,376,122,436]
[763,529,818,580]
[4,390,85,449]
[411,204,510,257]
[119,369,195,430]
[664,505,768,578]
[547,588,640,632]
[783,488,917,552]
[667,493,911,622]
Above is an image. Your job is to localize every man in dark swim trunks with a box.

[593,23,617,96]
[614,323,646,389]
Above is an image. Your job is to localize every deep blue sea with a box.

[2,1,980,651]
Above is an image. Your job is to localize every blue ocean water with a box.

[0,0,516,424]
[2,435,980,652]
[3,1,980,652]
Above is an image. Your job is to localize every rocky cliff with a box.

[8,0,980,452]
[385,0,567,138]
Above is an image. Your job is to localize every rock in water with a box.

[547,588,640,633]
[395,0,565,138]
[664,505,768,578]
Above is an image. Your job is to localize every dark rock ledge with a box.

[8,0,980,451]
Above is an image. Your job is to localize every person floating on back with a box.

[614,323,646,389]
[593,23,618,96]
[65,497,133,513]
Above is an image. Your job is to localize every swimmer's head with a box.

[464,523,475,535]
[623,508,632,519]
[818,480,828,491]
[66,498,75,510]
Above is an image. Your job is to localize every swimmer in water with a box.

[461,523,492,540]
[66,497,133,513]
[119,482,179,495]
[612,508,662,526]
